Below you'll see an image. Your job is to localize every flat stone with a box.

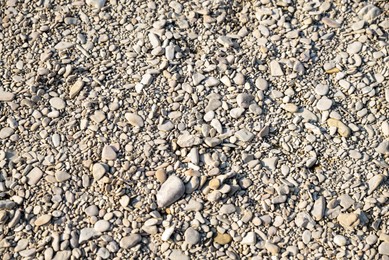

[86,0,106,9]
[337,213,359,230]
[177,133,202,147]
[53,251,71,260]
[270,60,284,76]
[35,214,51,226]
[379,242,389,255]
[0,127,14,139]
[101,145,117,160]
[262,157,278,171]
[315,84,329,96]
[165,44,175,60]
[161,226,175,241]
[155,169,167,183]
[79,228,101,244]
[358,4,381,21]
[235,129,254,142]
[93,163,106,181]
[50,97,65,110]
[265,241,280,255]
[91,111,106,123]
[27,167,43,186]
[184,199,203,211]
[376,141,389,154]
[220,204,236,214]
[158,121,174,132]
[282,103,298,113]
[322,17,341,28]
[85,205,99,216]
[255,77,268,90]
[368,174,384,194]
[69,80,84,98]
[184,227,200,245]
[125,113,144,127]
[169,250,189,260]
[230,107,245,119]
[94,220,110,232]
[311,196,326,221]
[54,42,75,50]
[0,91,14,101]
[214,233,232,245]
[347,42,363,55]
[120,234,141,249]
[55,171,71,182]
[156,175,185,208]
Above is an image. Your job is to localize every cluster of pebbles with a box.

[0,0,388,259]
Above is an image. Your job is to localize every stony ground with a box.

[0,0,388,259]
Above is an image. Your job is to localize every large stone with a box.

[120,234,141,249]
[125,113,144,127]
[157,175,185,208]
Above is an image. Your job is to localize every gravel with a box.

[0,0,388,259]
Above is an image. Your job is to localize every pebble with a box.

[49,97,65,110]
[379,242,389,256]
[219,204,236,214]
[85,205,99,216]
[347,42,363,55]
[27,167,43,186]
[155,169,167,183]
[184,227,200,245]
[358,4,381,21]
[322,17,341,28]
[35,214,51,226]
[161,226,175,241]
[156,175,185,208]
[86,0,106,9]
[177,133,202,147]
[69,80,84,98]
[120,234,142,249]
[315,84,329,96]
[270,60,284,76]
[337,213,359,230]
[334,235,347,246]
[236,93,254,108]
[125,113,144,127]
[281,103,298,113]
[230,108,245,119]
[55,171,71,182]
[255,77,268,90]
[235,129,254,142]
[94,220,110,232]
[311,196,325,221]
[368,174,384,194]
[316,97,333,111]
[93,163,106,181]
[214,233,232,245]
[0,91,14,101]
[241,232,256,246]
[265,241,279,255]
[101,145,117,160]
[79,228,101,244]
[0,127,14,139]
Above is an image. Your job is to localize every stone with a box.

[27,167,43,186]
[235,129,254,142]
[262,157,278,171]
[347,42,363,55]
[337,213,359,230]
[93,163,106,181]
[165,44,175,60]
[376,141,389,154]
[94,220,110,232]
[0,127,14,139]
[155,169,167,183]
[69,80,84,98]
[327,118,351,137]
[311,196,325,221]
[281,103,298,113]
[0,91,14,101]
[14,239,29,253]
[158,121,174,132]
[169,250,189,260]
[79,228,101,244]
[270,60,284,76]
[379,242,389,255]
[255,77,268,90]
[338,194,354,210]
[177,133,202,147]
[86,0,106,9]
[184,227,200,245]
[156,175,185,208]
[230,107,245,119]
[241,232,256,246]
[35,214,51,226]
[220,204,236,214]
[214,233,232,245]
[125,113,144,127]
[55,171,71,182]
[85,205,99,216]
[316,97,333,111]
[368,174,384,194]
[53,251,71,260]
[184,199,203,211]
[322,17,341,28]
[358,4,381,21]
[265,241,280,255]
[102,145,117,160]
[54,42,75,50]
[120,234,141,249]
[161,226,175,241]
[236,93,254,108]
[50,97,66,110]
[334,235,347,246]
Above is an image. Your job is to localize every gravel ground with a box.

[0,0,388,259]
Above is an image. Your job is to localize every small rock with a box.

[125,113,144,127]
[281,103,298,113]
[270,60,284,76]
[120,234,142,249]
[214,233,232,245]
[315,84,329,96]
[337,213,359,230]
[347,42,363,55]
[101,145,117,160]
[54,42,75,50]
[93,163,106,181]
[265,241,279,255]
[379,242,389,256]
[79,228,101,244]
[230,107,245,119]
[220,204,236,214]
[358,4,381,21]
[255,77,268,90]
[85,205,99,216]
[0,127,14,139]
[161,226,175,241]
[184,227,200,245]
[334,235,347,246]
[235,129,254,142]
[322,17,341,28]
[236,93,254,108]
[316,97,333,111]
[376,141,389,154]
[158,121,174,132]
[50,97,66,110]
[55,171,71,182]
[368,174,384,194]
[155,169,167,183]
[156,175,185,208]
[27,167,43,186]
[86,0,106,9]
[94,220,110,232]
[35,214,51,226]
[69,80,84,98]
[0,91,14,101]
[262,157,278,171]
[177,132,202,147]
[165,44,175,60]
[241,232,256,246]
[311,196,326,221]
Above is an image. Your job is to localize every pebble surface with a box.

[0,0,388,259]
